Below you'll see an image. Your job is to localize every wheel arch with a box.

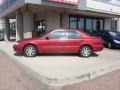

[23,43,39,52]
[80,44,93,51]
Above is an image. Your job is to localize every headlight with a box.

[114,40,120,44]
[14,42,19,45]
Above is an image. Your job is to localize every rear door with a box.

[62,31,83,53]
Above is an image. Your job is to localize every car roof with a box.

[48,29,82,33]
[53,29,78,32]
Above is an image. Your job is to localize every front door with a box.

[40,30,66,53]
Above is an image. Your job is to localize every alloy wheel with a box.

[80,46,92,57]
[24,45,37,57]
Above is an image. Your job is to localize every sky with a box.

[108,0,120,5]
[0,0,3,4]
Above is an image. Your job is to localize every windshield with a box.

[109,31,120,37]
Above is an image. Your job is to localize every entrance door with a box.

[33,20,46,37]
[93,19,104,34]
[97,20,100,30]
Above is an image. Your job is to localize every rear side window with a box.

[49,31,65,39]
[66,31,82,38]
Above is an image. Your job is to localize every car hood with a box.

[17,37,42,43]
[113,36,120,41]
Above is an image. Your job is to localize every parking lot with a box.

[0,41,120,86]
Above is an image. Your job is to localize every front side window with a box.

[49,31,65,39]
[66,31,81,38]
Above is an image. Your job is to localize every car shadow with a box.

[39,53,77,57]
[14,52,99,57]
[39,53,99,57]
[91,53,99,57]
[14,53,23,56]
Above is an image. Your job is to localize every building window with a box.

[0,0,17,14]
[69,15,104,35]
[69,17,77,29]
[93,19,97,31]
[111,19,117,31]
[78,17,84,30]
[86,18,92,34]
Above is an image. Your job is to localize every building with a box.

[0,19,4,31]
[0,0,120,41]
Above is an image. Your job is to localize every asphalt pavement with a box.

[0,50,48,90]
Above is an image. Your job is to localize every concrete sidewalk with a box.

[0,41,120,86]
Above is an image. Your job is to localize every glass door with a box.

[33,20,46,37]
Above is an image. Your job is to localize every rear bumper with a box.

[13,44,24,53]
[93,45,104,52]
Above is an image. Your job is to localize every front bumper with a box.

[13,44,24,53]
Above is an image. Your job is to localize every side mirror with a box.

[45,36,49,40]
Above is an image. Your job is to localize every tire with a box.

[107,42,112,49]
[24,45,37,57]
[79,45,92,57]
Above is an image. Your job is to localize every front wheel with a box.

[24,45,37,57]
[107,42,112,49]
[79,46,92,57]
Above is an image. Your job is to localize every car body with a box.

[0,31,4,41]
[100,31,120,48]
[13,29,104,57]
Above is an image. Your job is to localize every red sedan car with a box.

[13,29,104,57]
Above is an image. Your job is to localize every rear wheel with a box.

[24,45,37,57]
[79,45,92,57]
